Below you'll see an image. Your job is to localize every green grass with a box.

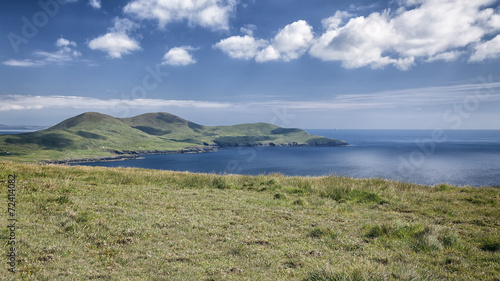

[0,161,498,280]
[0,112,348,163]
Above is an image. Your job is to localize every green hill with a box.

[0,112,348,162]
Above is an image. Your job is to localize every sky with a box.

[1,0,500,129]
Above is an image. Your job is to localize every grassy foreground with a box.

[0,161,499,280]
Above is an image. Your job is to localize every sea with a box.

[2,130,499,187]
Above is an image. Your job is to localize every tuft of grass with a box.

[366,222,465,252]
[274,193,286,200]
[293,198,306,206]
[319,184,383,204]
[212,177,231,189]
[479,235,500,252]
[412,228,443,252]
[436,183,455,191]
[440,228,462,249]
[303,269,382,281]
[365,224,392,239]
[346,189,383,203]
[308,227,337,239]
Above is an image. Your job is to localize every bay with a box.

[69,129,500,187]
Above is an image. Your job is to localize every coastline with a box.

[43,141,349,164]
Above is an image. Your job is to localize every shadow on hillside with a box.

[6,133,74,150]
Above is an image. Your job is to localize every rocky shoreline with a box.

[44,142,348,165]
[44,146,218,164]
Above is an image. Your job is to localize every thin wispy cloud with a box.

[3,38,81,67]
[89,0,101,9]
[2,82,498,112]
[0,96,232,112]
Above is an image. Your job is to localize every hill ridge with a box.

[48,112,124,131]
[0,111,348,162]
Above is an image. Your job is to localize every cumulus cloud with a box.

[215,20,313,62]
[3,38,81,67]
[88,18,141,58]
[88,33,141,58]
[309,0,500,69]
[89,0,101,9]
[214,35,268,60]
[162,46,197,66]
[470,35,500,61]
[124,0,237,31]
[214,0,500,69]
[56,38,77,48]
[257,20,313,62]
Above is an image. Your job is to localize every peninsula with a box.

[0,112,348,163]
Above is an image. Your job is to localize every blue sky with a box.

[1,0,499,129]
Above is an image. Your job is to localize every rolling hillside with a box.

[0,112,348,162]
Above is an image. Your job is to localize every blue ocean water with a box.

[3,130,499,187]
[65,129,500,187]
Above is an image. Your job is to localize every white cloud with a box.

[56,38,77,48]
[3,38,81,67]
[214,35,268,60]
[310,0,500,69]
[255,46,280,62]
[88,33,141,58]
[321,11,352,30]
[3,59,43,67]
[124,0,237,31]
[470,35,500,61]
[2,81,499,113]
[427,51,464,62]
[240,24,257,36]
[88,0,101,9]
[111,17,140,33]
[88,18,141,58]
[257,20,314,62]
[216,20,313,62]
[162,46,197,66]
[0,95,232,112]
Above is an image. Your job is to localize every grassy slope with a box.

[0,162,498,280]
[0,112,347,162]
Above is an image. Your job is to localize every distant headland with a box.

[0,112,348,163]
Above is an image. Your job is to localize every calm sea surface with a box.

[3,130,500,187]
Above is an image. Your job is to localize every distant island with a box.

[0,124,47,131]
[0,112,348,163]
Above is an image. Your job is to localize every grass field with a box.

[0,161,499,280]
